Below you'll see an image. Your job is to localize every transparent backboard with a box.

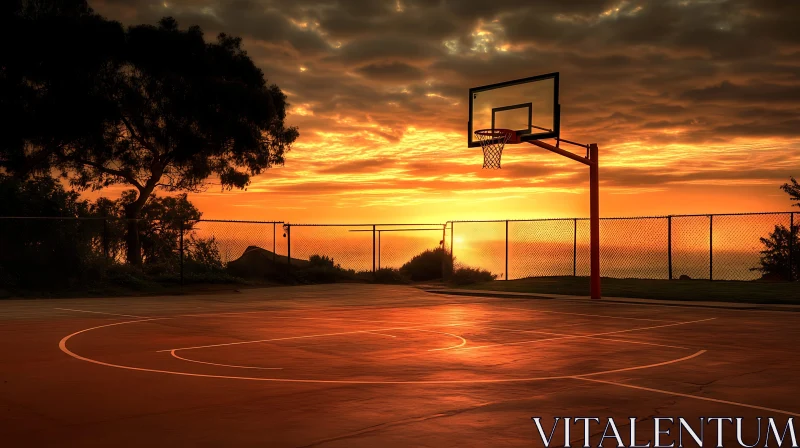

[468,72,560,147]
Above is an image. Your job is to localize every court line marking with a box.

[575,377,800,418]
[58,318,707,384]
[55,308,147,319]
[574,350,706,378]
[177,312,419,325]
[55,317,800,417]
[169,350,283,370]
[364,331,397,338]
[456,318,715,351]
[490,305,677,322]
[476,325,690,350]
[419,330,467,351]
[577,336,689,350]
[170,328,465,370]
[158,322,478,353]
[52,303,800,417]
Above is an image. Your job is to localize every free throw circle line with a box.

[160,322,475,353]
[170,350,283,370]
[55,307,148,319]
[491,305,677,322]
[60,317,704,384]
[457,318,714,351]
[476,325,690,350]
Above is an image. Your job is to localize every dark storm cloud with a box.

[682,82,800,105]
[313,3,462,40]
[713,120,800,138]
[332,35,445,65]
[634,104,687,117]
[89,0,800,189]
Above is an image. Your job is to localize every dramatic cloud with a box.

[89,0,800,220]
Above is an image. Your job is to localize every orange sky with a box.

[89,0,800,223]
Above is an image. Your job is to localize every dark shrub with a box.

[104,264,150,290]
[751,224,799,281]
[372,268,410,284]
[186,236,224,273]
[400,247,448,281]
[296,266,341,284]
[449,267,497,286]
[0,176,100,288]
[309,254,337,269]
[295,255,357,284]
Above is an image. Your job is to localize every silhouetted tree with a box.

[781,177,800,207]
[3,8,298,265]
[0,175,98,287]
[0,174,90,218]
[0,0,124,173]
[753,225,799,281]
[753,177,800,280]
[92,191,202,265]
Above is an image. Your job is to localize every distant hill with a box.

[227,246,309,278]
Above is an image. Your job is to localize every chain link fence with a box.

[284,224,445,273]
[191,220,282,265]
[450,212,796,282]
[1,212,796,290]
[0,217,282,289]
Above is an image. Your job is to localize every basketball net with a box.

[475,129,515,169]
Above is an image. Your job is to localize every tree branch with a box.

[120,114,156,155]
[76,158,144,190]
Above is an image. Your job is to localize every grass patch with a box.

[459,276,800,305]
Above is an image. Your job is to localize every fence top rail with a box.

[348,228,443,232]
[0,216,285,223]
[0,216,111,220]
[286,223,445,227]
[195,219,283,224]
[1,211,793,223]
[449,211,795,223]
[449,218,580,223]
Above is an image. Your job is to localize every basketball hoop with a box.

[475,129,517,169]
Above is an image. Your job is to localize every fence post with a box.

[179,220,184,286]
[668,216,672,280]
[451,222,454,264]
[272,222,276,264]
[103,216,109,260]
[441,223,447,279]
[790,212,795,282]
[573,218,577,277]
[505,220,509,281]
[372,225,376,273]
[286,225,291,266]
[709,215,713,281]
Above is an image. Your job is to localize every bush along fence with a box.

[0,212,797,290]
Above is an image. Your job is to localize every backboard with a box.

[468,72,560,148]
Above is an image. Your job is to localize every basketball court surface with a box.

[1,284,798,446]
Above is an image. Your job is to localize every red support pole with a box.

[524,138,599,297]
[589,144,601,300]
